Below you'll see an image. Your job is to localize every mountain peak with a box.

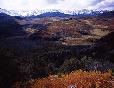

[0,8,111,17]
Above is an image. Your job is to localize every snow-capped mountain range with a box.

[0,8,106,17]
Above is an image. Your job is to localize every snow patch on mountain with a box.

[0,8,107,16]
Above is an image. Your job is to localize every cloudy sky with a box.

[0,0,114,11]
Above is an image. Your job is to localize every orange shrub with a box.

[14,70,114,88]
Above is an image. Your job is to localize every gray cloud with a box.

[91,0,103,5]
[47,0,64,4]
[0,0,114,10]
[90,0,114,10]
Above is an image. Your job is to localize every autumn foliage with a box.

[14,70,114,88]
